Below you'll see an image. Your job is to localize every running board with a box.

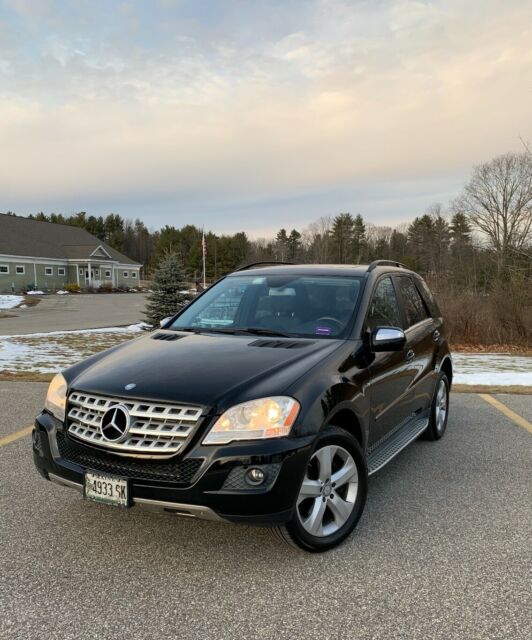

[367,417,429,476]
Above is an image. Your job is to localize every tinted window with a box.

[397,276,429,327]
[367,277,402,330]
[414,277,440,317]
[171,274,362,338]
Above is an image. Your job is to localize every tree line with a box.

[5,149,530,345]
[17,151,530,297]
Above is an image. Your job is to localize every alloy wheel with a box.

[435,378,448,434]
[296,445,358,537]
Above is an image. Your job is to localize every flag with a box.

[202,229,207,288]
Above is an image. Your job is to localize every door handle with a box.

[405,349,415,362]
[433,330,440,342]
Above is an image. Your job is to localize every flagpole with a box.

[202,228,206,289]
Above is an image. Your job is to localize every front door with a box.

[365,275,414,447]
[84,268,101,287]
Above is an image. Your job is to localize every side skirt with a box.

[367,415,429,476]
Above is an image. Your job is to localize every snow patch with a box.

[0,323,149,374]
[0,322,148,340]
[56,290,69,295]
[0,295,24,309]
[452,353,532,386]
[27,290,44,295]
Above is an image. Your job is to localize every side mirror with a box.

[370,327,406,352]
[159,316,173,328]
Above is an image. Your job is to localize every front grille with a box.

[56,432,203,484]
[67,391,204,456]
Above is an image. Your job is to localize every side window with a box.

[397,276,429,328]
[367,277,402,330]
[414,277,440,317]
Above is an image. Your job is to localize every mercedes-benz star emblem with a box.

[100,405,130,442]
[124,383,136,391]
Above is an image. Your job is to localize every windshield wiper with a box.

[236,327,292,337]
[176,326,292,337]
[178,326,239,334]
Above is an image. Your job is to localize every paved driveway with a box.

[0,386,530,640]
[0,293,148,335]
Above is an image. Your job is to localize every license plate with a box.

[84,471,129,507]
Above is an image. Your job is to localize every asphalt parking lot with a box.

[0,383,530,640]
[0,293,148,335]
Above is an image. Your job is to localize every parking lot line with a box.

[0,425,33,448]
[479,394,532,433]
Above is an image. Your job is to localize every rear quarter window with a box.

[414,276,441,317]
[396,276,430,328]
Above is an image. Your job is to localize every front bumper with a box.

[32,412,314,525]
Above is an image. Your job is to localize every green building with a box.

[0,214,142,293]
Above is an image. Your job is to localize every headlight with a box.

[202,396,300,445]
[44,373,67,422]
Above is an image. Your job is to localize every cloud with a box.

[0,0,531,231]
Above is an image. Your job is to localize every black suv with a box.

[33,261,452,552]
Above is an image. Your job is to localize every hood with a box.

[68,331,344,410]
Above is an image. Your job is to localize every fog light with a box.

[246,467,266,486]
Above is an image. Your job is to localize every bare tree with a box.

[453,152,532,277]
[519,135,531,156]
[303,216,332,263]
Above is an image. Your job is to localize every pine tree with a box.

[287,229,302,260]
[330,213,355,263]
[144,253,191,326]
[407,215,436,273]
[352,214,366,262]
[275,229,289,260]
[449,212,474,289]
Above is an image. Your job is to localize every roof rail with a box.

[235,261,297,272]
[367,260,409,272]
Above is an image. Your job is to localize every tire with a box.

[422,372,450,441]
[271,426,368,552]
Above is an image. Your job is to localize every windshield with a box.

[169,274,362,338]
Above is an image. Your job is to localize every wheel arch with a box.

[325,406,367,451]
[440,355,453,388]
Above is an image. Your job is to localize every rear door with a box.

[365,275,413,446]
[394,275,438,416]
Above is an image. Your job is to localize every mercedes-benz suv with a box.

[33,260,452,551]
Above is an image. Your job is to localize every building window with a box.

[45,267,53,276]
[94,269,99,277]
[131,271,137,278]
[58,267,66,276]
[16,266,25,275]
[79,268,83,275]
[105,270,111,278]
[123,271,129,278]
[0,265,8,274]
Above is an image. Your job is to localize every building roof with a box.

[0,214,140,265]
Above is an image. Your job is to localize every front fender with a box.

[290,377,370,448]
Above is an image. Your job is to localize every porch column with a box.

[75,264,80,287]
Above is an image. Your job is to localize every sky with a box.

[0,0,531,237]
